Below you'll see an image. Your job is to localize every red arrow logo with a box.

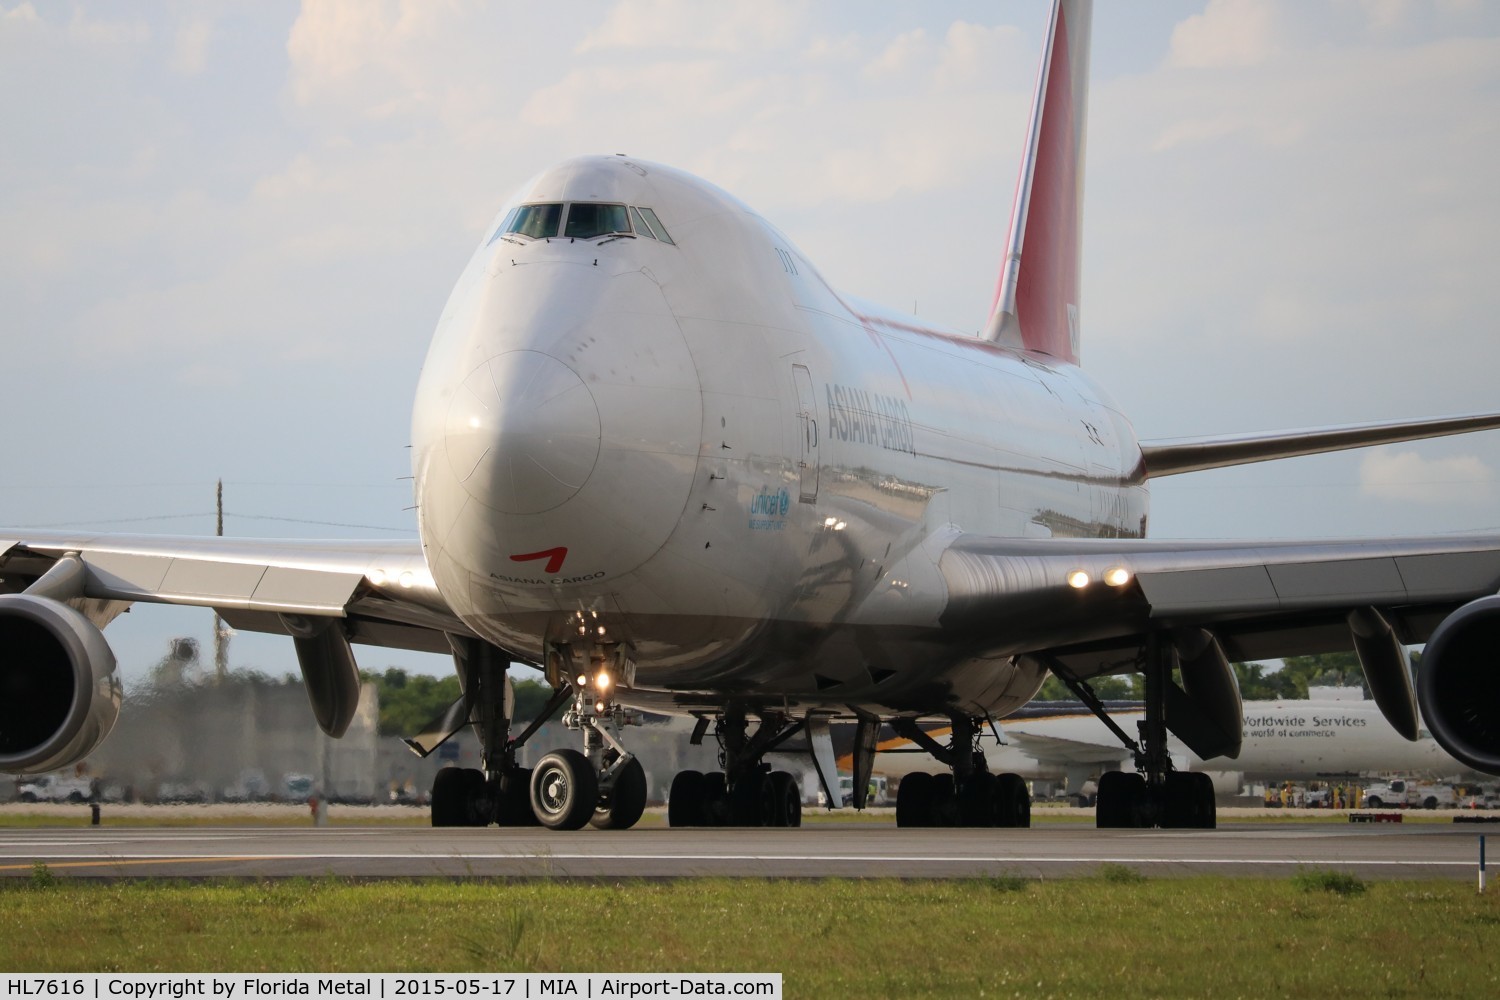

[510,547,569,574]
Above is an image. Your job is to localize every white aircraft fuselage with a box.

[411,156,1146,719]
[868,699,1474,786]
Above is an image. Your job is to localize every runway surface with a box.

[0,821,1490,880]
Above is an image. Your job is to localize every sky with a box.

[3,0,1500,686]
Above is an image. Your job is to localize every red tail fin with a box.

[984,0,1092,365]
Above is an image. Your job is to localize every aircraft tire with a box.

[1161,772,1201,828]
[529,749,598,831]
[1193,772,1217,829]
[1097,771,1145,828]
[996,772,1031,828]
[702,771,730,825]
[962,772,998,826]
[430,766,469,827]
[896,772,933,828]
[930,773,959,827]
[668,769,706,827]
[591,757,648,830]
[731,770,767,826]
[766,771,801,827]
[496,768,538,826]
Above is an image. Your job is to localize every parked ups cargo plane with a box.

[4,0,1500,830]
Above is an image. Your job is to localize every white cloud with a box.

[1359,450,1495,505]
[1,3,39,27]
[170,17,214,76]
[863,29,931,78]
[1168,0,1281,69]
[577,0,805,53]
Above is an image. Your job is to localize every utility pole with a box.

[214,478,229,682]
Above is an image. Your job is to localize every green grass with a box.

[3,874,1499,996]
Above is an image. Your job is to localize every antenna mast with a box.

[214,478,229,681]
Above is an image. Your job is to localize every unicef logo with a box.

[749,487,792,518]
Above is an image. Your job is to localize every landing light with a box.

[595,702,606,713]
[576,674,587,686]
[596,672,611,691]
[1104,566,1132,587]
[398,571,415,589]
[369,569,387,586]
[1066,570,1090,589]
[468,415,481,429]
[834,521,848,531]
[823,517,838,528]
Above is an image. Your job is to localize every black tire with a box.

[896,772,934,828]
[929,773,959,827]
[702,771,730,826]
[431,766,470,827]
[996,772,1031,828]
[766,771,801,828]
[1161,772,1200,828]
[668,769,706,827]
[731,770,767,826]
[592,757,648,830]
[962,772,998,827]
[1423,796,1439,810]
[1366,795,1384,809]
[496,768,538,827]
[1193,772,1217,829]
[1097,771,1145,828]
[529,749,598,830]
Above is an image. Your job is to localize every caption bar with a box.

[4,977,780,1000]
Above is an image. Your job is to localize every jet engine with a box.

[1417,595,1500,775]
[0,593,122,774]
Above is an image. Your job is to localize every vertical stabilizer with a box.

[983,0,1092,364]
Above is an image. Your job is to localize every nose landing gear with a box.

[420,635,648,831]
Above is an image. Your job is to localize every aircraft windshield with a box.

[507,203,563,239]
[565,203,631,239]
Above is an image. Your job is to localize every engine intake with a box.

[0,593,122,774]
[1417,595,1500,775]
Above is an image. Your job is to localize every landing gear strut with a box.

[1053,634,1217,829]
[423,636,649,831]
[890,715,1031,828]
[666,708,805,828]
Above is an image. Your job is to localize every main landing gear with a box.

[1053,633,1219,830]
[666,708,806,828]
[889,715,1031,828]
[423,636,649,831]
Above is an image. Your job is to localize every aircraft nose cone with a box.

[446,351,601,515]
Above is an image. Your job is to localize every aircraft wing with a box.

[939,532,1500,674]
[0,528,470,654]
[1003,729,1128,767]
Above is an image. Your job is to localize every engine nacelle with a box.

[1417,595,1500,775]
[0,593,122,774]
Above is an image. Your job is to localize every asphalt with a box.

[2,817,1493,880]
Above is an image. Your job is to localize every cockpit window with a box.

[507,203,563,239]
[564,203,631,239]
[629,206,657,241]
[638,207,674,245]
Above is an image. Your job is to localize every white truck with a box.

[16,774,95,803]
[1363,778,1450,810]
